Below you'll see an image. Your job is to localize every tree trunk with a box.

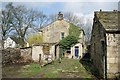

[1,36,5,49]
[19,37,25,47]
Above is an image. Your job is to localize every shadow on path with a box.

[79,53,103,79]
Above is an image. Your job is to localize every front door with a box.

[39,54,41,63]
[54,45,57,59]
[75,46,79,59]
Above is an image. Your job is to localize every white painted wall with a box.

[50,45,55,60]
[70,43,83,59]
[32,46,43,62]
[4,37,16,49]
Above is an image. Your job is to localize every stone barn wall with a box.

[91,21,106,77]
[2,44,59,66]
[20,47,32,62]
[106,33,120,78]
[32,44,56,65]
[2,48,21,65]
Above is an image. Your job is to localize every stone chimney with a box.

[100,9,102,12]
[58,12,63,20]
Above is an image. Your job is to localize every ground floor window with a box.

[66,48,71,54]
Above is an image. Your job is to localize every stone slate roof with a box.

[95,11,120,32]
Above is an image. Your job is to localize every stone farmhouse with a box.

[26,12,86,63]
[40,12,85,58]
[91,11,120,78]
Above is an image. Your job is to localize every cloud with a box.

[1,0,120,2]
[4,2,52,8]
[62,2,84,13]
[84,13,94,25]
[1,1,118,29]
[61,2,94,26]
[1,2,54,11]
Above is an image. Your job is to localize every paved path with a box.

[33,58,96,78]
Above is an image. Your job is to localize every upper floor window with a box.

[61,32,65,39]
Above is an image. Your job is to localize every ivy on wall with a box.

[69,23,81,39]
[59,23,81,52]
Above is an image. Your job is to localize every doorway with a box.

[75,46,79,59]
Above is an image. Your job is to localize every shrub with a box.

[59,35,78,51]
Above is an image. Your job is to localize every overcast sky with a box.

[1,1,119,23]
[0,0,119,39]
[1,0,119,28]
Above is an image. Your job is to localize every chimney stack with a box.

[58,12,63,20]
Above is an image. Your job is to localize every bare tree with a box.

[64,12,83,27]
[49,14,57,22]
[0,3,14,48]
[49,12,83,28]
[35,11,49,28]
[84,18,92,42]
[4,3,39,47]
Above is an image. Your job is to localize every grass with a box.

[2,63,42,78]
[3,58,98,78]
[37,58,95,78]
[44,70,59,78]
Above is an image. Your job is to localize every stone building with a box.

[91,11,120,78]
[38,12,85,59]
[4,37,18,49]
[21,12,85,64]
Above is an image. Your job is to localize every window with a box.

[61,32,65,39]
[66,48,71,54]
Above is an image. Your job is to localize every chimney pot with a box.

[113,10,115,11]
[58,12,63,20]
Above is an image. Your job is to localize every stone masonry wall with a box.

[20,47,32,62]
[2,48,21,65]
[32,45,56,65]
[42,20,70,43]
[106,33,120,78]
[91,20,106,77]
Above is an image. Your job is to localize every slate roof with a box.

[95,11,120,32]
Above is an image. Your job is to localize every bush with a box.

[28,34,43,46]
[59,35,78,51]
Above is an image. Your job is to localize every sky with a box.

[1,0,119,36]
[0,0,119,41]
[1,1,119,24]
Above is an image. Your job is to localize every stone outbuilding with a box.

[4,37,19,49]
[91,11,120,78]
